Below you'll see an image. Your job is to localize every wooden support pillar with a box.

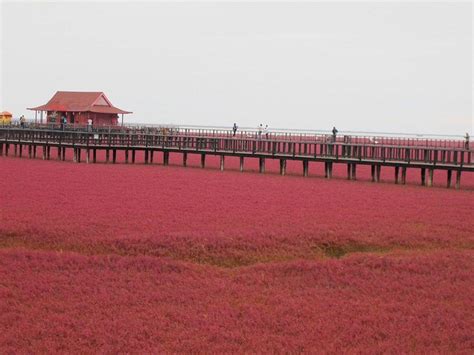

[57,147,61,160]
[86,149,90,164]
[0,143,3,156]
[42,146,47,160]
[279,159,286,176]
[220,155,225,171]
[421,168,426,186]
[125,150,129,164]
[19,144,23,157]
[376,165,381,182]
[427,168,434,187]
[132,150,136,164]
[77,148,81,163]
[46,146,51,160]
[347,163,352,180]
[325,162,333,178]
[201,153,206,168]
[182,152,187,167]
[73,148,77,163]
[371,165,376,182]
[401,167,406,185]
[34,146,38,159]
[93,149,97,163]
[5,144,9,156]
[61,147,65,161]
[351,164,356,180]
[106,149,110,163]
[447,170,452,188]
[395,166,400,184]
[259,157,265,173]
[28,145,32,158]
[303,160,309,177]
[14,144,17,156]
[144,149,149,164]
[240,156,244,172]
[455,170,461,189]
[113,149,117,164]
[150,150,154,164]
[163,151,168,166]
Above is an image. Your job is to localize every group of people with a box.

[231,123,270,139]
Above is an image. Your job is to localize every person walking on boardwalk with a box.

[263,124,269,139]
[60,115,67,130]
[232,123,238,137]
[19,115,26,128]
[332,126,338,142]
[257,123,263,139]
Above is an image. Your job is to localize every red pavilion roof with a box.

[28,91,132,114]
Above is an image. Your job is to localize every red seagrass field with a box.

[1,152,473,353]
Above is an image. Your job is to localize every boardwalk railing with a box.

[4,122,471,149]
[0,126,472,189]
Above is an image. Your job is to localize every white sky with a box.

[1,1,472,135]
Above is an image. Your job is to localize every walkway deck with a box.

[1,125,472,188]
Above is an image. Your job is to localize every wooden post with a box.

[347,163,352,180]
[280,159,286,176]
[113,149,117,164]
[19,144,23,158]
[447,170,452,188]
[303,160,309,177]
[57,147,61,160]
[163,151,168,166]
[47,146,51,160]
[325,162,333,178]
[401,167,407,185]
[183,152,187,167]
[33,146,37,159]
[220,155,225,171]
[240,156,244,172]
[5,144,9,156]
[259,157,265,173]
[144,149,149,164]
[421,168,426,186]
[150,150,154,164]
[351,164,356,180]
[125,150,129,164]
[455,170,461,189]
[86,149,90,164]
[0,143,3,156]
[106,149,110,163]
[201,153,206,168]
[427,168,434,187]
[28,145,32,158]
[14,144,17,156]
[132,150,136,164]
[395,166,400,184]
[73,148,77,163]
[371,165,376,182]
[77,148,81,163]
[93,149,97,163]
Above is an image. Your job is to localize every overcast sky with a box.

[1,1,472,135]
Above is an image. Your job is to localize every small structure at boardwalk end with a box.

[28,91,132,126]
[0,111,13,124]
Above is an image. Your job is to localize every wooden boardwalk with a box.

[1,125,472,189]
